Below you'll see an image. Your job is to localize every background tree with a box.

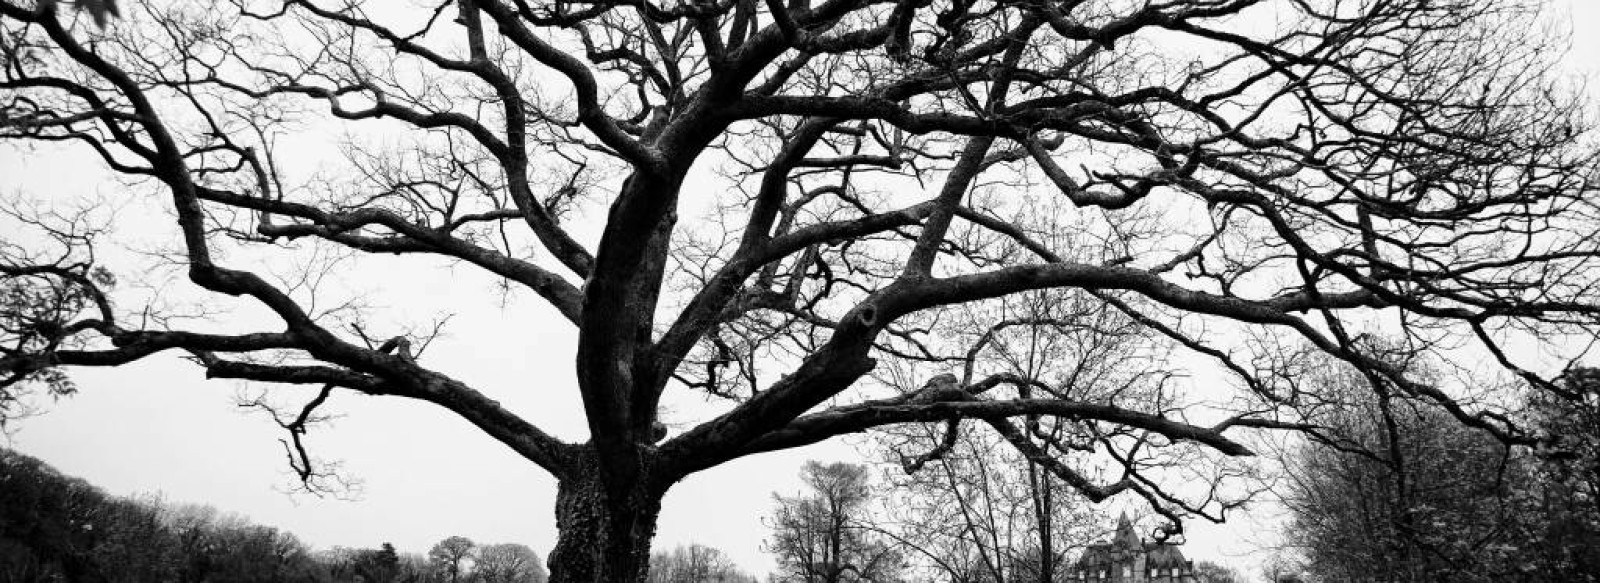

[475,543,548,583]
[1191,560,1245,583]
[94,494,183,583]
[872,290,1153,582]
[3,0,1600,582]
[1,447,328,583]
[646,543,754,583]
[395,552,447,583]
[767,461,902,583]
[1276,355,1600,582]
[1524,367,1600,576]
[1257,553,1311,583]
[1279,385,1509,580]
[352,543,405,583]
[0,447,110,581]
[428,536,476,583]
[876,423,1111,583]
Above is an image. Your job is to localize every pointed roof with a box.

[1112,512,1141,549]
[1075,513,1191,571]
[1146,544,1191,568]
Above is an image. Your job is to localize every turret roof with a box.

[1074,514,1192,571]
[1113,512,1142,549]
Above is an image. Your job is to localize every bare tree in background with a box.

[3,0,1600,581]
[1531,367,1600,542]
[872,291,1145,582]
[428,536,476,583]
[1277,355,1600,582]
[1190,560,1245,583]
[476,543,549,583]
[646,543,754,583]
[767,461,902,583]
[878,422,1111,582]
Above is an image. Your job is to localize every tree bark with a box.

[547,450,664,583]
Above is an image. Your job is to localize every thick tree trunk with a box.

[546,454,664,583]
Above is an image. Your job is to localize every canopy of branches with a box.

[2,0,1598,579]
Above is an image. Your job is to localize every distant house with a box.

[1069,513,1195,582]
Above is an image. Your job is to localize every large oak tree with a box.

[2,0,1598,581]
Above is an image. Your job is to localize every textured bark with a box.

[547,451,663,583]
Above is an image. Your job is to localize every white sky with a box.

[3,1,1598,579]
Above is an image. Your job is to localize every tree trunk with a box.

[547,454,664,583]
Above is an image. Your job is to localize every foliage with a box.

[341,543,402,583]
[0,447,325,582]
[1279,364,1600,582]
[0,447,105,580]
[1518,368,1600,579]
[1,448,559,583]
[0,258,114,426]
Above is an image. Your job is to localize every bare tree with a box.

[878,423,1111,583]
[397,552,447,583]
[768,461,902,583]
[476,543,548,583]
[429,536,476,583]
[1275,353,1542,583]
[3,0,1599,582]
[647,543,754,583]
[1276,357,1600,582]
[872,290,1138,583]
[1191,560,1245,583]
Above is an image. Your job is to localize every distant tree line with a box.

[2,438,1269,583]
[1,447,321,581]
[646,544,759,583]
[317,537,547,583]
[0,448,546,583]
[762,460,1251,583]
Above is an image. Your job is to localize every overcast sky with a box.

[3,1,1599,579]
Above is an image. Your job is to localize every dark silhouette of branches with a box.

[2,0,1598,581]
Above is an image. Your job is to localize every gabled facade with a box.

[1069,513,1195,583]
